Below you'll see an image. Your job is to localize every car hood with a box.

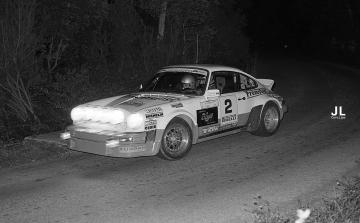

[82,92,190,112]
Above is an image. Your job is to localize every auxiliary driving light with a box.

[71,106,125,124]
[71,107,83,121]
[60,132,71,140]
[119,137,133,142]
[106,139,120,148]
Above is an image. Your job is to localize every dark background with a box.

[0,0,358,140]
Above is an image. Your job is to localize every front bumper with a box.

[61,126,161,158]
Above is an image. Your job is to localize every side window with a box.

[238,73,257,90]
[209,71,238,94]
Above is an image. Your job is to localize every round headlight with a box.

[90,107,102,122]
[71,107,83,121]
[108,110,125,124]
[127,113,144,129]
[82,107,93,121]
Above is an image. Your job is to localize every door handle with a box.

[238,97,246,101]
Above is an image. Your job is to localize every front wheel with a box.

[252,102,281,136]
[158,118,193,160]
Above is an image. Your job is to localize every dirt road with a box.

[1,57,360,223]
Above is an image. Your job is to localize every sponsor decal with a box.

[197,107,218,127]
[138,94,178,101]
[145,120,157,131]
[107,95,133,107]
[145,107,164,119]
[107,94,178,107]
[119,146,146,152]
[171,103,183,108]
[106,146,146,155]
[146,107,163,113]
[118,146,146,152]
[200,100,218,109]
[122,98,144,107]
[245,88,269,98]
[159,68,207,76]
[219,122,237,131]
[199,122,239,138]
[202,125,219,134]
[145,112,163,118]
[221,114,237,123]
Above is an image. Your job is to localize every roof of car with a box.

[161,64,252,76]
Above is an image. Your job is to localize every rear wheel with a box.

[252,102,280,136]
[158,118,193,160]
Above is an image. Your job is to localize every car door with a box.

[210,71,238,128]
[235,72,259,126]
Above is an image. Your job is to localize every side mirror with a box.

[204,89,220,100]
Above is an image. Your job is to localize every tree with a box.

[0,0,39,123]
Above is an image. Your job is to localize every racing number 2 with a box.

[224,99,232,114]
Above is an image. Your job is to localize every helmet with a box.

[181,74,195,90]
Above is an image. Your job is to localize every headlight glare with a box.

[82,107,93,121]
[108,110,125,124]
[71,106,125,124]
[71,107,83,121]
[90,107,102,122]
[127,113,144,129]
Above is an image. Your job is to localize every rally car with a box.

[61,65,287,160]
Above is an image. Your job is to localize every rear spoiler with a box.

[257,79,274,90]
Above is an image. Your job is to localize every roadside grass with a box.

[253,177,360,223]
[0,137,72,168]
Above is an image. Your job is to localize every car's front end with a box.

[62,124,159,158]
[61,67,208,158]
[60,98,168,158]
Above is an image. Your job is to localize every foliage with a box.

[0,0,250,141]
[253,196,292,223]
[253,178,360,223]
[307,178,360,223]
[0,0,39,123]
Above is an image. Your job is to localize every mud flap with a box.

[246,105,263,132]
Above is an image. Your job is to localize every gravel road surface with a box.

[1,56,360,223]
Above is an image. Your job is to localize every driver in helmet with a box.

[180,74,196,90]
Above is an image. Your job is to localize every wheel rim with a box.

[164,123,190,155]
[264,107,279,132]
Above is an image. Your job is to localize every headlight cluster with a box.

[71,107,124,124]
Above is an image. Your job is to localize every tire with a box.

[251,102,281,136]
[158,118,193,160]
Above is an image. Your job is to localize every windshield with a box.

[142,71,208,95]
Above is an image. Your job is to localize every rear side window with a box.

[209,71,238,94]
[238,73,257,90]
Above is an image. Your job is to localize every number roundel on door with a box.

[220,96,237,126]
[224,99,232,114]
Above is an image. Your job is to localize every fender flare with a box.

[247,100,280,132]
[156,110,198,143]
[246,105,263,132]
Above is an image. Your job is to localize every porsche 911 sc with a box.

[61,65,287,160]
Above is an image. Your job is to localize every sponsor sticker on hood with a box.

[145,107,164,119]
[105,93,180,110]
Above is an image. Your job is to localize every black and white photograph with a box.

[0,0,359,222]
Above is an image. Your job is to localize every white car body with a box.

[61,64,287,158]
